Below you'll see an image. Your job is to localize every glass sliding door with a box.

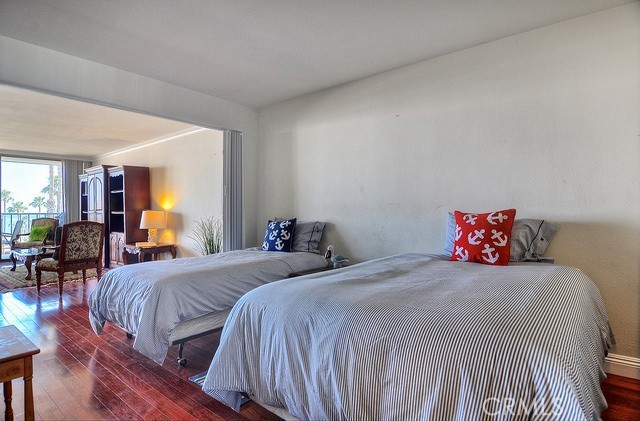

[1,157,64,259]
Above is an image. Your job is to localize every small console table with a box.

[10,249,53,280]
[122,243,177,265]
[0,325,40,421]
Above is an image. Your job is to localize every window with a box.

[1,157,63,259]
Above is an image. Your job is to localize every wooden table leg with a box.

[24,356,34,421]
[10,253,17,271]
[24,256,33,280]
[3,380,13,421]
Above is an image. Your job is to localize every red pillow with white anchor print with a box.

[450,209,516,266]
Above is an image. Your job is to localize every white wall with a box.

[94,129,223,257]
[0,35,258,248]
[257,4,639,359]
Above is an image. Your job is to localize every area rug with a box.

[0,265,103,293]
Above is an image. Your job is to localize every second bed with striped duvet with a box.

[203,253,613,420]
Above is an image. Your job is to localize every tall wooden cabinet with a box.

[107,166,150,267]
[80,165,111,266]
[79,165,110,224]
[80,165,150,268]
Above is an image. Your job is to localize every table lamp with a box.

[140,210,166,244]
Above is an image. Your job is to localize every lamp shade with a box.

[140,210,166,229]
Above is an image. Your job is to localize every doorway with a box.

[0,85,242,257]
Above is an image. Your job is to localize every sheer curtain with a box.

[62,159,91,224]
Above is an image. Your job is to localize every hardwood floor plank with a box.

[89,377,143,421]
[98,330,236,420]
[31,380,66,421]
[92,347,197,420]
[62,314,215,418]
[59,365,118,419]
[601,373,640,420]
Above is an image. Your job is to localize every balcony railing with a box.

[1,212,61,259]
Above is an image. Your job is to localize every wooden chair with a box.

[35,221,105,295]
[10,217,58,271]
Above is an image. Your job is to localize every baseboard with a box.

[605,353,640,380]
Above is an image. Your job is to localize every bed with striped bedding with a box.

[203,253,614,420]
[88,248,328,364]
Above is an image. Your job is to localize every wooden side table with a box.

[122,243,177,265]
[0,325,40,421]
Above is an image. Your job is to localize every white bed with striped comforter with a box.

[88,248,328,364]
[203,253,614,420]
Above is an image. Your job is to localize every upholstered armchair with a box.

[35,221,105,295]
[10,217,59,271]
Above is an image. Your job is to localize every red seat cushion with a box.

[450,209,516,266]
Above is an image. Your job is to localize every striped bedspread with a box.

[203,254,614,420]
[88,249,328,364]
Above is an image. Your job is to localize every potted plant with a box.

[189,216,223,255]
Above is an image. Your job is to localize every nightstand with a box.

[123,243,177,264]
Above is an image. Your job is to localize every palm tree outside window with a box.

[0,157,64,259]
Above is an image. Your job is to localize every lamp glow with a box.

[139,210,166,244]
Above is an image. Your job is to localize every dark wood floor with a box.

[0,277,638,420]
[602,373,640,421]
[0,278,279,420]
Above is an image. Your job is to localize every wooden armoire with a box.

[80,165,150,267]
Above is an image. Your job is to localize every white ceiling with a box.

[0,0,632,158]
[0,0,632,108]
[0,85,195,159]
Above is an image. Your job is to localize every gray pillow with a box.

[292,221,325,254]
[510,218,559,262]
[442,213,558,261]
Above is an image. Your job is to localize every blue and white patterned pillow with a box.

[261,218,297,252]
